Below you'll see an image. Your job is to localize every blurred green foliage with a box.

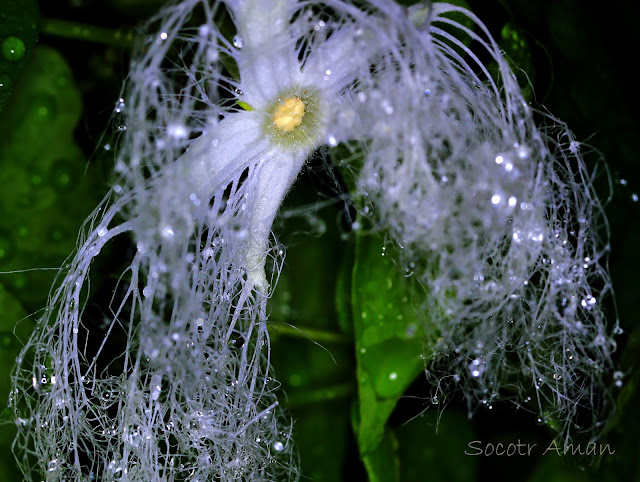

[0,0,38,111]
[0,46,102,310]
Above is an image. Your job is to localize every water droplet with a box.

[388,372,398,381]
[569,140,580,154]
[114,98,125,113]
[328,135,337,147]
[50,160,77,189]
[273,441,284,452]
[108,460,122,474]
[581,295,596,309]
[469,358,485,378]
[2,36,26,61]
[30,94,57,120]
[124,426,141,446]
[150,373,162,401]
[424,88,431,96]
[198,24,210,38]
[632,193,638,202]
[491,194,501,205]
[167,123,188,140]
[206,47,219,63]
[47,458,59,472]
[614,326,623,335]
[517,145,530,159]
[233,35,244,48]
[0,73,11,89]
[161,225,175,238]
[381,99,393,115]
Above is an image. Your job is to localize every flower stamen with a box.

[272,96,305,131]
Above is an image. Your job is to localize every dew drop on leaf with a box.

[2,36,26,61]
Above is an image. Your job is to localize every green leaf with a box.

[351,403,400,482]
[362,428,400,482]
[352,232,427,456]
[0,0,39,112]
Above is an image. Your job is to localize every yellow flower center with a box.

[272,96,305,132]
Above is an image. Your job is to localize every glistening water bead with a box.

[2,36,26,61]
[469,359,485,378]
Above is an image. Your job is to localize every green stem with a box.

[268,323,352,344]
[285,383,355,408]
[40,19,134,49]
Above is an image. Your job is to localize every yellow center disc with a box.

[272,96,305,132]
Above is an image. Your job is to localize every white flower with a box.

[144,0,386,292]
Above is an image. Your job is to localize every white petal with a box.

[245,149,307,290]
[230,0,302,106]
[230,0,295,50]
[177,112,269,199]
[238,47,301,108]
[302,23,380,95]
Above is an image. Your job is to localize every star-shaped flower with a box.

[154,0,385,292]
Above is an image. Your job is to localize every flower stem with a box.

[268,323,351,344]
[285,383,355,408]
[40,18,134,48]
